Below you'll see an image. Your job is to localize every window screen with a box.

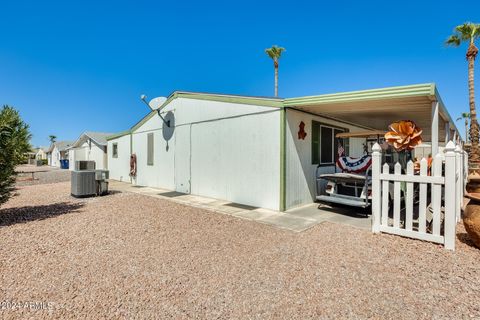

[112,143,118,158]
[311,121,320,164]
[320,126,333,164]
[147,133,154,166]
[312,121,346,165]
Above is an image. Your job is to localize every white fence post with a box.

[432,153,443,236]
[455,144,462,222]
[371,143,382,233]
[444,141,456,250]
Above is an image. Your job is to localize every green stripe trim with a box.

[279,107,287,211]
[106,130,131,141]
[284,83,435,107]
[178,93,284,108]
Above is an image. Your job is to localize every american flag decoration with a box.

[337,141,345,157]
[336,155,372,173]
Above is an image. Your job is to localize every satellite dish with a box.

[148,97,167,110]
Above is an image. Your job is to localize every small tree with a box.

[49,135,57,143]
[0,105,31,206]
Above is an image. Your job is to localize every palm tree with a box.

[49,135,57,144]
[457,112,471,142]
[265,45,286,97]
[446,22,480,161]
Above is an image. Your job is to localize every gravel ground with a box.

[15,165,70,186]
[1,182,479,319]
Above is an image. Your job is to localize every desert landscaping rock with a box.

[1,182,479,319]
[15,165,70,186]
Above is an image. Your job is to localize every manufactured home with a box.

[47,141,74,168]
[34,146,48,160]
[107,83,460,212]
[68,132,112,170]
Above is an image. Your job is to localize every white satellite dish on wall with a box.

[148,97,167,110]
[140,94,167,111]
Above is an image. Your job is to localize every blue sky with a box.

[1,0,478,146]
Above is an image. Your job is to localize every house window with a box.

[311,121,346,165]
[112,143,118,158]
[147,133,154,166]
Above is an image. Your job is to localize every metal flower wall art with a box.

[384,120,423,151]
[298,121,307,140]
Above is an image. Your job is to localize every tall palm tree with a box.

[49,135,57,144]
[265,45,286,97]
[446,22,480,161]
[457,112,471,142]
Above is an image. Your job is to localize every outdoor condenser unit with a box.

[75,160,96,171]
[71,161,109,197]
[71,170,97,197]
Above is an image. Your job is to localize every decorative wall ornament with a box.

[130,154,137,177]
[385,120,423,151]
[298,121,307,140]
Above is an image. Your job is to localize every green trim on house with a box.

[279,108,287,212]
[284,83,436,107]
[106,130,132,141]
[177,92,284,108]
[130,111,157,133]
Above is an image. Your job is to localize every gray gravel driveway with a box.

[0,182,479,319]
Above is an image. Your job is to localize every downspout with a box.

[279,107,287,211]
[130,132,133,184]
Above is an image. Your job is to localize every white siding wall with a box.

[51,147,61,167]
[127,97,281,210]
[132,127,175,190]
[88,143,108,170]
[285,109,366,210]
[69,141,108,170]
[107,135,131,182]
[190,110,280,210]
[68,147,86,170]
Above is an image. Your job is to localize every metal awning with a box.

[284,83,460,146]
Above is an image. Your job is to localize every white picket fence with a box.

[371,141,466,250]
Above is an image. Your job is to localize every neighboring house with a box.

[34,146,48,160]
[68,132,113,170]
[47,141,74,168]
[107,83,460,211]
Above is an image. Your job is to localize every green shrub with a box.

[0,105,31,206]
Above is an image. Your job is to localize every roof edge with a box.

[284,83,436,106]
[106,130,132,141]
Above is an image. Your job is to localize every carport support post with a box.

[371,143,382,233]
[445,122,450,144]
[431,101,439,156]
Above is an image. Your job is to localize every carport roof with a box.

[284,83,459,142]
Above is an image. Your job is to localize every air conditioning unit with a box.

[95,169,109,196]
[71,170,96,197]
[75,160,96,171]
[71,168,110,198]
[95,170,109,181]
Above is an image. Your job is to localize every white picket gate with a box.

[371,141,465,250]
